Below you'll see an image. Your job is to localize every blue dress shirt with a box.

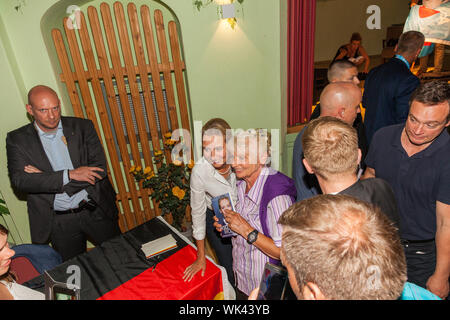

[35,121,88,210]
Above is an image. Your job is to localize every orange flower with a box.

[164,132,172,139]
[143,166,152,175]
[146,172,155,180]
[165,139,175,146]
[135,166,142,172]
[188,160,195,169]
[154,150,163,156]
[172,186,185,200]
[129,165,136,173]
[173,160,183,166]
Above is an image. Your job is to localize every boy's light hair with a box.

[301,117,359,180]
[279,194,407,300]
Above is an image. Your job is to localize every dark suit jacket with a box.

[6,117,118,243]
[362,57,420,145]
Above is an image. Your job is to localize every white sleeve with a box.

[190,166,207,240]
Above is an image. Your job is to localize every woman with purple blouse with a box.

[214,129,296,299]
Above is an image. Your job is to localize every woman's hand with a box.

[223,209,254,238]
[213,215,223,233]
[183,256,206,282]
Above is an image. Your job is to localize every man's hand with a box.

[24,165,42,173]
[69,166,104,185]
[426,273,449,299]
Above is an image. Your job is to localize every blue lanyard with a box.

[395,54,410,69]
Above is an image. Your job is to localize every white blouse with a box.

[190,157,238,241]
[1,280,45,300]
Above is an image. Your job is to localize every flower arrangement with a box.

[130,132,194,232]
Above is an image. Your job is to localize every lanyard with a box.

[395,54,410,69]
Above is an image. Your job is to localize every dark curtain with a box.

[287,0,316,126]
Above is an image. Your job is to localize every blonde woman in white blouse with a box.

[183,118,237,286]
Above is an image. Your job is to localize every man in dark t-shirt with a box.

[363,81,450,300]
[301,116,399,229]
[292,82,363,202]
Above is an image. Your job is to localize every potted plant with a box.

[130,132,193,233]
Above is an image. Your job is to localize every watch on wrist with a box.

[246,229,259,245]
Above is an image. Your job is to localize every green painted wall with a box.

[0,12,29,244]
[0,0,287,243]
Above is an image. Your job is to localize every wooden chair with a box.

[381,24,404,63]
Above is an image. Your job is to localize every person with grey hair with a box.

[362,31,425,145]
[214,129,296,299]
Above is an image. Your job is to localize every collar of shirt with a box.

[395,54,410,69]
[392,124,450,159]
[34,120,62,140]
[197,157,233,186]
[238,166,272,205]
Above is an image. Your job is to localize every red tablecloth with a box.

[97,245,224,300]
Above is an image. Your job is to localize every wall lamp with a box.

[220,3,237,29]
[194,0,243,29]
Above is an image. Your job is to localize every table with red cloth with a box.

[24,216,233,300]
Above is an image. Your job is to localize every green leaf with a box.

[0,205,10,215]
[194,1,203,11]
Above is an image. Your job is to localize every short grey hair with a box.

[232,128,271,166]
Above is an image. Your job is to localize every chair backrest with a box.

[9,257,41,284]
[386,24,404,42]
[11,244,62,275]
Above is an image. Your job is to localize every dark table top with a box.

[25,217,188,300]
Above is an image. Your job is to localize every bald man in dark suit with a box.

[6,85,120,261]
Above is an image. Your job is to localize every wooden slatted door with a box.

[51,2,191,232]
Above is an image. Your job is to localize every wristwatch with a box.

[246,229,259,245]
